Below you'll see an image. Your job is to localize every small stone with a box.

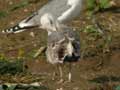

[56,88,63,90]
[24,9,28,12]
[73,87,79,90]
[33,44,37,47]
[109,1,116,6]
[10,22,15,25]
[30,82,40,86]
[9,1,13,5]
[30,32,35,37]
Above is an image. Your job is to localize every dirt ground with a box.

[0,0,120,90]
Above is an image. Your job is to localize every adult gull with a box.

[2,0,82,33]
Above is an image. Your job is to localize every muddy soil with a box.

[0,0,120,90]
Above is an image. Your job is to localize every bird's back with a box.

[29,0,69,25]
[2,0,83,34]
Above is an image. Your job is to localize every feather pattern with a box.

[46,25,80,64]
[1,0,82,34]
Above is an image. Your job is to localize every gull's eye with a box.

[49,19,53,25]
[52,43,55,48]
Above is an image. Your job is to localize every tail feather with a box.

[2,12,39,34]
[2,24,26,34]
[2,22,38,34]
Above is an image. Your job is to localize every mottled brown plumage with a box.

[40,13,80,82]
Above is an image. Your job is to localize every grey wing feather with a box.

[2,0,82,33]
[21,0,69,25]
[2,0,69,33]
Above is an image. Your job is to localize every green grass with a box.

[10,0,30,11]
[83,25,100,34]
[99,0,110,9]
[87,0,96,11]
[87,0,111,13]
[115,85,120,90]
[0,60,24,75]
[0,11,8,19]
[0,0,30,19]
[0,84,49,90]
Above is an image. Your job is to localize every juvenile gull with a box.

[40,13,80,82]
[2,0,82,33]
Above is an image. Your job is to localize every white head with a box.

[40,13,59,34]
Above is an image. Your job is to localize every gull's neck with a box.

[58,0,82,23]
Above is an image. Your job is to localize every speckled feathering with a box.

[40,13,80,64]
[46,28,80,64]
[40,13,80,82]
[2,0,82,34]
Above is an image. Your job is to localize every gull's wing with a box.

[21,0,83,25]
[2,0,82,33]
[26,0,69,25]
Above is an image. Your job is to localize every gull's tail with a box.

[2,23,38,34]
[2,12,39,34]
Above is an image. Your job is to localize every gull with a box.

[40,13,80,82]
[2,0,82,34]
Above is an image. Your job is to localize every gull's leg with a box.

[52,71,56,80]
[57,64,64,84]
[59,64,63,82]
[52,65,57,80]
[68,62,72,82]
[62,63,72,84]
